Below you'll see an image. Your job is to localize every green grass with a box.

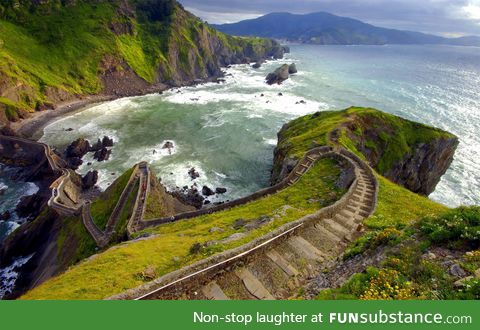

[21,158,343,299]
[275,107,456,176]
[111,180,140,242]
[0,1,278,121]
[90,168,134,229]
[319,207,480,300]
[344,175,448,259]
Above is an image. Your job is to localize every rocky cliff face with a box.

[0,0,287,127]
[272,108,458,196]
[379,138,458,195]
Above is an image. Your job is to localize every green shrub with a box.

[419,206,480,248]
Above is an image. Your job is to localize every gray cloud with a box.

[180,0,480,36]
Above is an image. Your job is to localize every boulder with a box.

[67,157,83,170]
[93,147,111,162]
[0,211,11,221]
[202,186,215,197]
[15,193,44,220]
[162,141,174,149]
[188,167,200,180]
[215,187,227,194]
[82,170,99,190]
[221,233,246,243]
[265,64,290,85]
[233,218,247,230]
[288,63,297,74]
[252,62,262,69]
[102,136,114,147]
[454,276,474,287]
[90,139,103,152]
[66,138,90,158]
[449,264,467,278]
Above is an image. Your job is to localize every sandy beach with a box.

[10,95,118,141]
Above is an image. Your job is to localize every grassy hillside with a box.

[273,107,457,195]
[22,158,344,299]
[20,107,459,300]
[0,0,283,125]
[318,206,480,300]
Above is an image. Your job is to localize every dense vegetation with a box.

[318,207,480,300]
[90,168,134,229]
[0,0,280,124]
[22,158,344,299]
[18,107,462,300]
[274,107,455,182]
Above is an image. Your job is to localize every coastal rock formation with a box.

[93,147,111,162]
[288,63,298,74]
[272,107,458,196]
[82,171,99,190]
[202,186,215,197]
[173,187,205,209]
[215,187,227,194]
[0,0,287,128]
[188,167,200,180]
[15,193,45,221]
[266,64,290,85]
[90,136,114,152]
[66,138,90,159]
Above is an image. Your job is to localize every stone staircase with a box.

[108,148,378,300]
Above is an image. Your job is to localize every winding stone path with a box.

[108,147,378,300]
[0,135,82,216]
[81,165,141,247]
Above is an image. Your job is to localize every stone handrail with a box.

[81,165,141,247]
[134,146,334,232]
[126,162,150,238]
[108,147,378,300]
[0,135,83,216]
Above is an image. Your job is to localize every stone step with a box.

[349,200,372,213]
[312,224,346,248]
[334,213,356,229]
[345,204,358,214]
[358,209,371,218]
[306,156,316,162]
[300,226,342,255]
[287,236,326,261]
[321,218,350,238]
[266,249,299,277]
[201,281,230,300]
[340,209,362,223]
[235,268,275,300]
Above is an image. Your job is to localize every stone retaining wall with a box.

[108,148,376,300]
[138,146,334,230]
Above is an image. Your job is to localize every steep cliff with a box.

[0,0,286,126]
[272,107,458,196]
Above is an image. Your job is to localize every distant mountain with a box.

[213,12,480,46]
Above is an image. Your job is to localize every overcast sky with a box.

[180,0,480,37]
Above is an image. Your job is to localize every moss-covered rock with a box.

[272,107,458,195]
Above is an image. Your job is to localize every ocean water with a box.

[0,165,39,242]
[39,44,480,208]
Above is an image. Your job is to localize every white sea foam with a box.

[264,138,278,146]
[0,182,7,191]
[0,254,34,300]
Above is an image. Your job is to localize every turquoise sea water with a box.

[38,44,480,209]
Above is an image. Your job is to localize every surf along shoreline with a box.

[10,73,233,141]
